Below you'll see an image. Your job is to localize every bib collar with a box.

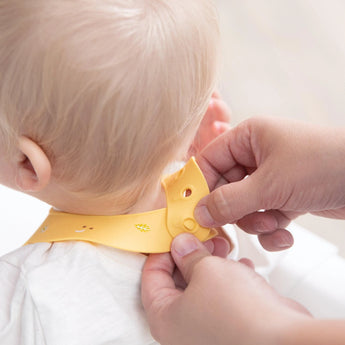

[25,158,217,253]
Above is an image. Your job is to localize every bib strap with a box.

[25,158,217,253]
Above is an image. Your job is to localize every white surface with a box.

[216,0,345,256]
[0,241,157,344]
[268,223,345,318]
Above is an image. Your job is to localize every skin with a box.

[142,117,345,344]
[142,233,345,345]
[142,233,312,345]
[195,117,345,250]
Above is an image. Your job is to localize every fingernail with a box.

[276,241,293,249]
[173,234,199,257]
[254,222,270,233]
[194,205,215,227]
[212,121,223,135]
[254,218,278,233]
[213,121,223,130]
[274,233,294,249]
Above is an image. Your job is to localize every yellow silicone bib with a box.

[25,158,217,253]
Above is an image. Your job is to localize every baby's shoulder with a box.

[0,243,155,344]
[1,241,146,278]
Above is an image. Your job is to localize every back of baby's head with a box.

[0,0,220,210]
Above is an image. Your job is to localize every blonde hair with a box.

[0,0,220,211]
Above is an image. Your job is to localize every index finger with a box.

[196,123,255,191]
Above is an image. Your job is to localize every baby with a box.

[0,0,222,344]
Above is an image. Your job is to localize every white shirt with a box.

[0,241,158,345]
[226,223,345,318]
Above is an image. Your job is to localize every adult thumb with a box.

[194,176,263,227]
[171,233,211,284]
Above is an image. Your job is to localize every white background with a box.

[216,0,345,256]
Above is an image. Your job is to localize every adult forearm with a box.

[281,319,345,345]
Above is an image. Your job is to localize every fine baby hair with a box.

[0,0,220,212]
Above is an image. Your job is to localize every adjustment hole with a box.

[183,188,192,197]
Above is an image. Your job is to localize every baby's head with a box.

[0,0,220,212]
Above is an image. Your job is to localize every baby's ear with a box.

[15,137,51,192]
[187,94,231,158]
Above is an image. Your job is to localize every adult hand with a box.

[142,233,311,345]
[194,117,345,251]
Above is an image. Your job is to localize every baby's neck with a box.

[29,180,167,216]
[31,162,185,216]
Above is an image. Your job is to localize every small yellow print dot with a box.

[135,224,151,232]
[41,225,48,233]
